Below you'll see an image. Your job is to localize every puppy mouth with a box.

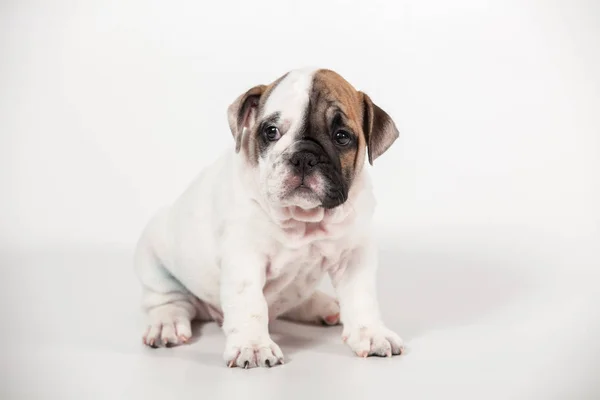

[284,174,318,194]
[279,179,322,207]
[293,183,315,194]
[291,183,320,201]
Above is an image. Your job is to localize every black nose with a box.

[289,151,319,174]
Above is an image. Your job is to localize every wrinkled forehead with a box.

[260,68,363,141]
[261,68,316,128]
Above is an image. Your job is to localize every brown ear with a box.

[361,92,400,165]
[227,85,267,153]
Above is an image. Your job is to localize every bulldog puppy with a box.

[135,68,403,368]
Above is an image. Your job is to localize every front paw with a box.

[224,334,285,368]
[343,325,404,358]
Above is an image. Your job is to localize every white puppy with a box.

[134,68,403,368]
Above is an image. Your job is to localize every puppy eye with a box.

[264,126,281,141]
[334,130,351,146]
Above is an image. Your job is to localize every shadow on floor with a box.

[26,242,534,363]
[270,240,534,355]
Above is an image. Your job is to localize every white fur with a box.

[258,68,324,209]
[134,69,403,368]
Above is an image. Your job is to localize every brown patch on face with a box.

[308,69,400,181]
[310,69,368,185]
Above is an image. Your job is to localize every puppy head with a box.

[227,68,399,210]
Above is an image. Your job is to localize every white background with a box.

[1,0,599,399]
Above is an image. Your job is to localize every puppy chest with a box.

[266,241,345,280]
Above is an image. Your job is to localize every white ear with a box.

[361,92,400,165]
[227,85,266,153]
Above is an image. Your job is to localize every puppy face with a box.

[227,68,399,210]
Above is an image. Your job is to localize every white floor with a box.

[2,226,599,399]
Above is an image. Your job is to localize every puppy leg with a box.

[220,241,284,368]
[280,290,341,326]
[330,241,404,358]
[135,218,197,348]
[142,298,196,348]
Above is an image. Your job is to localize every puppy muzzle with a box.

[287,140,330,176]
